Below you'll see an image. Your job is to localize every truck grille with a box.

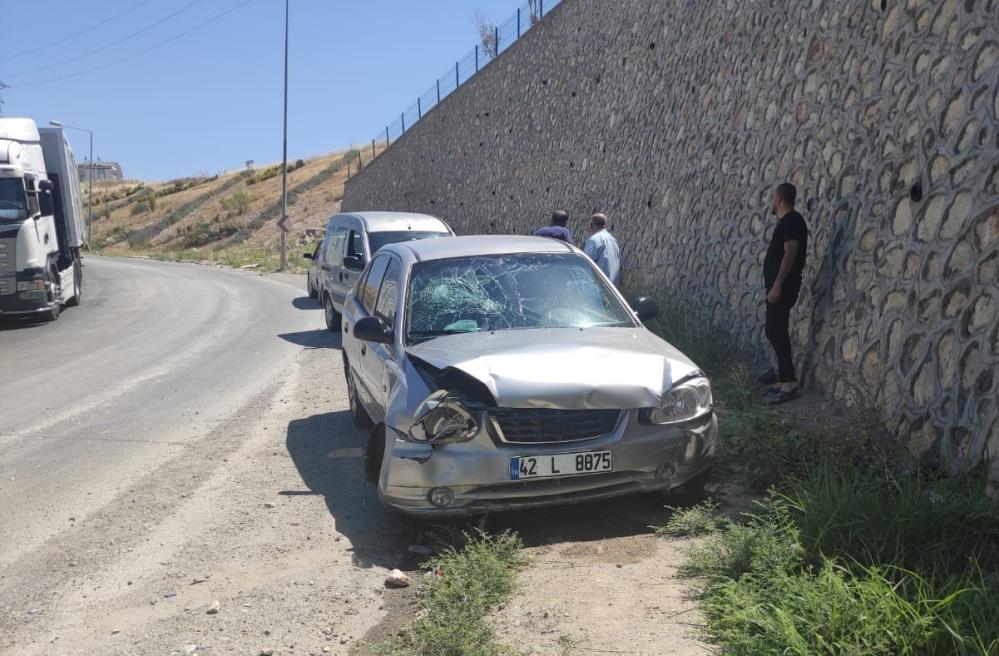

[489,408,622,444]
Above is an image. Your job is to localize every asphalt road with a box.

[0,256,400,655]
[1,257,321,567]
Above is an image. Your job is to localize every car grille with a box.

[489,408,621,444]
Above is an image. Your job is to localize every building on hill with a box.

[79,160,124,182]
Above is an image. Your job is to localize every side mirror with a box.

[343,254,365,271]
[630,296,658,322]
[38,180,55,217]
[353,315,393,344]
[303,252,313,260]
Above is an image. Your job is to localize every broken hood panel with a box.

[405,327,699,410]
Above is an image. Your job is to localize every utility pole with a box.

[279,0,289,270]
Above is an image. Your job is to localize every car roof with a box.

[333,211,451,233]
[385,234,578,262]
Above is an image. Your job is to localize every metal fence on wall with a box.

[366,0,564,159]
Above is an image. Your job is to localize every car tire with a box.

[66,260,83,307]
[365,424,385,484]
[673,467,711,500]
[323,294,341,332]
[346,365,374,429]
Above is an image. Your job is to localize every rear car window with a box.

[368,231,447,254]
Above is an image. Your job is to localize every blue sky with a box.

[0,0,520,180]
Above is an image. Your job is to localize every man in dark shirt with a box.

[763,183,808,402]
[534,210,573,243]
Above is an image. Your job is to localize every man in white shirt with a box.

[583,213,621,286]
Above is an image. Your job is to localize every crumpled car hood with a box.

[405,327,699,410]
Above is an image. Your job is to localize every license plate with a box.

[510,451,612,480]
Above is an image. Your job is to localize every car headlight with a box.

[647,376,712,424]
[408,390,479,444]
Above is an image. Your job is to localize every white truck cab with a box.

[0,118,85,321]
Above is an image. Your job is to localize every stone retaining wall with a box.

[345,0,999,486]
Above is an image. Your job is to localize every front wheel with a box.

[346,366,374,429]
[66,260,83,307]
[43,301,61,321]
[323,294,342,332]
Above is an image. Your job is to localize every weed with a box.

[781,466,999,577]
[387,530,526,656]
[655,500,728,538]
[675,476,999,655]
[557,634,579,656]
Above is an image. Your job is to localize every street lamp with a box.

[279,0,289,270]
[49,120,93,248]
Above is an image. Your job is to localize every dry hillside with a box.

[91,146,376,271]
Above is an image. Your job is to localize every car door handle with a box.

[360,344,367,356]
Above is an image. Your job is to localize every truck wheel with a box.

[43,266,62,321]
[323,294,342,332]
[44,300,61,321]
[66,260,83,307]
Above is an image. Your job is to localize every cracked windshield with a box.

[406,252,633,342]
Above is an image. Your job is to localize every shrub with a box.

[221,190,251,217]
[655,500,729,538]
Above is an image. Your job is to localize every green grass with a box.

[647,297,999,655]
[675,488,999,655]
[386,530,526,656]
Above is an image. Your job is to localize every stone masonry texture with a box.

[345,0,999,487]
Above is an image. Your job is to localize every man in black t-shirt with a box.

[762,183,808,403]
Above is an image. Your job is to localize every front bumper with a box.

[379,410,717,516]
[0,290,57,315]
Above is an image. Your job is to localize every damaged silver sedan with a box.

[340,235,716,515]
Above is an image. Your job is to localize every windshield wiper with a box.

[408,329,475,344]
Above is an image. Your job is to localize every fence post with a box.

[385,126,389,147]
[540,0,544,17]
[436,79,441,103]
[346,159,351,179]
[475,44,479,72]
[495,25,500,54]
[417,97,422,119]
[455,60,460,86]
[371,139,376,159]
[401,112,406,133]
[517,7,521,38]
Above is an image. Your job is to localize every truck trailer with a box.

[0,118,85,321]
